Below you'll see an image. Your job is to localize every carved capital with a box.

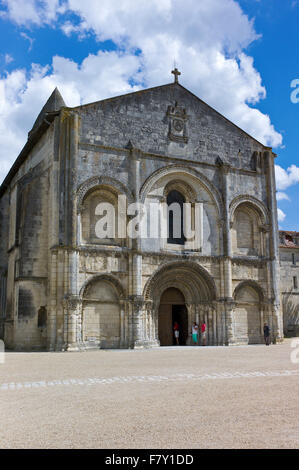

[129,295,145,314]
[63,295,81,311]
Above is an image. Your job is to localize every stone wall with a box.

[280,247,299,336]
[1,125,54,349]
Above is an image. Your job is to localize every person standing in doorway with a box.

[201,321,207,346]
[192,322,199,345]
[173,321,180,345]
[263,323,270,346]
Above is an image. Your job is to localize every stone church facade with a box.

[0,73,283,351]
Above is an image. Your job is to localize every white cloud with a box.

[277,208,286,223]
[275,164,299,191]
[0,0,62,25]
[0,52,142,183]
[0,0,285,184]
[276,192,290,202]
[20,32,35,52]
[4,54,14,64]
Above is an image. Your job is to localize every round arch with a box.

[140,164,224,219]
[80,274,125,300]
[229,195,270,227]
[143,261,217,306]
[76,175,134,213]
[80,274,125,349]
[233,280,265,345]
[233,280,265,303]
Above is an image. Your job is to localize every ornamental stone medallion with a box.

[167,101,188,143]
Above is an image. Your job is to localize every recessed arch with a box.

[80,274,125,349]
[233,280,264,345]
[77,175,134,213]
[230,195,269,227]
[143,261,217,305]
[233,280,265,303]
[140,164,224,219]
[163,179,197,203]
[80,274,125,300]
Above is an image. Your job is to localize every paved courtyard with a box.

[0,339,299,449]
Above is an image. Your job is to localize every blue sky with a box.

[0,0,298,229]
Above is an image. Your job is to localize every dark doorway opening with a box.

[172,305,188,345]
[158,287,187,346]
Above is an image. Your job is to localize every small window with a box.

[38,307,47,328]
[167,190,186,245]
[292,253,296,265]
[293,277,298,290]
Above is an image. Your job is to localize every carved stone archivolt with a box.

[143,260,217,304]
[76,175,134,212]
[79,273,126,300]
[233,280,266,302]
[163,179,197,203]
[229,195,270,226]
[139,164,224,219]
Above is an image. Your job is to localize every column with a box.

[120,300,126,348]
[225,300,236,345]
[64,295,81,351]
[265,150,283,341]
[186,303,194,346]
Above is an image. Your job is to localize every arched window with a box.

[167,190,186,245]
[38,306,47,328]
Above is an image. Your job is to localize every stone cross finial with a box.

[171,67,181,83]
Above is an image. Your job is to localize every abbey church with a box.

[0,71,285,351]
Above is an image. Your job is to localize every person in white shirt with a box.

[192,322,199,345]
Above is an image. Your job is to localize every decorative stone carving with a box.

[63,295,81,311]
[163,179,197,203]
[129,295,145,313]
[167,101,188,143]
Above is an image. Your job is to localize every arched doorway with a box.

[158,287,188,346]
[234,283,263,344]
[82,279,121,348]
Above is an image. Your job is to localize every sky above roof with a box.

[0,0,298,229]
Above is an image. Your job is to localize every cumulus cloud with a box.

[275,164,299,226]
[0,0,63,25]
[0,0,284,184]
[0,52,142,183]
[275,165,299,191]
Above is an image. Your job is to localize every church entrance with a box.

[158,288,188,346]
